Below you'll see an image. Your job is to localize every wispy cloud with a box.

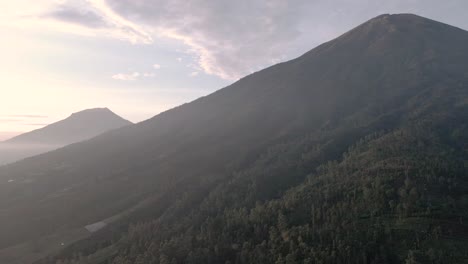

[85,0,152,44]
[28,0,311,80]
[101,0,313,80]
[24,123,50,126]
[153,64,161,69]
[113,70,159,80]
[1,114,48,118]
[6,0,153,44]
[189,71,199,77]
[143,72,156,77]
[112,72,140,81]
[0,114,47,123]
[0,119,22,122]
[44,5,108,28]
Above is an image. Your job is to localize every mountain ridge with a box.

[0,14,467,263]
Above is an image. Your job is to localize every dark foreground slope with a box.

[1,14,468,263]
[0,108,132,165]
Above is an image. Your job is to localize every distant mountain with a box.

[0,108,132,165]
[0,14,467,264]
[4,108,132,145]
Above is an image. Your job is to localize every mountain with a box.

[4,108,132,145]
[0,14,467,264]
[0,108,132,165]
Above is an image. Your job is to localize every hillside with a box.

[0,14,467,263]
[0,108,132,165]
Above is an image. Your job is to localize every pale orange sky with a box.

[0,131,22,141]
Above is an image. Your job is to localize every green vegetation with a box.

[49,102,468,264]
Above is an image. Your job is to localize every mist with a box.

[0,143,61,165]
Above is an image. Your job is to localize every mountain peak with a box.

[370,13,421,21]
[70,107,113,116]
[298,12,468,79]
[348,13,463,39]
[344,13,425,37]
[366,13,430,26]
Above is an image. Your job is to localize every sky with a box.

[1,0,468,140]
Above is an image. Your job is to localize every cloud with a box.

[189,71,199,77]
[143,72,156,77]
[112,72,140,81]
[176,58,182,62]
[45,5,108,28]
[1,114,47,118]
[30,0,312,80]
[0,116,48,124]
[0,119,22,122]
[153,64,161,69]
[113,71,159,80]
[24,123,50,126]
[37,0,153,44]
[102,0,326,80]
[86,0,153,44]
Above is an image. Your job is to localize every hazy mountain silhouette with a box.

[0,108,131,165]
[0,14,467,263]
[4,108,132,145]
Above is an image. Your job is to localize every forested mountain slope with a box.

[95,106,467,264]
[0,13,467,263]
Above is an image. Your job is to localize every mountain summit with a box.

[0,14,467,263]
